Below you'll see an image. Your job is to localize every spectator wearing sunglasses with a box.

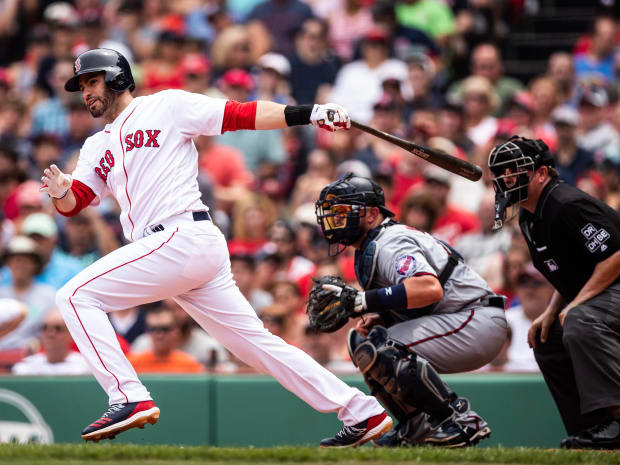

[12,310,88,375]
[128,305,205,373]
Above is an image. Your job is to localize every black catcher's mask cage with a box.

[315,173,395,256]
[488,136,554,229]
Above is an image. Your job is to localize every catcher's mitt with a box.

[307,276,358,333]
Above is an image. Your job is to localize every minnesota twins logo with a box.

[75,57,81,73]
[395,255,417,277]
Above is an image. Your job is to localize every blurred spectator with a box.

[259,303,290,340]
[2,213,84,289]
[499,243,531,307]
[458,75,499,148]
[328,0,374,62]
[109,306,147,345]
[132,300,229,369]
[63,210,120,267]
[449,43,523,113]
[395,0,456,45]
[211,25,254,77]
[290,149,336,210]
[372,0,439,60]
[0,236,56,351]
[142,30,186,93]
[353,95,406,172]
[0,97,28,151]
[14,180,49,227]
[246,0,314,57]
[454,189,512,291]
[422,166,480,244]
[73,11,134,63]
[228,193,278,255]
[217,69,286,173]
[504,264,553,372]
[547,52,576,105]
[577,84,620,161]
[403,47,442,113]
[573,15,618,85]
[551,105,596,186]
[329,27,408,123]
[0,298,27,338]
[289,18,340,105]
[29,133,64,180]
[230,252,273,314]
[436,99,474,158]
[269,281,306,345]
[128,304,205,373]
[64,99,97,161]
[268,220,316,296]
[529,75,560,136]
[180,53,221,98]
[399,189,441,232]
[31,58,74,139]
[255,53,293,104]
[12,309,89,375]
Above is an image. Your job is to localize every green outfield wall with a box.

[0,374,565,447]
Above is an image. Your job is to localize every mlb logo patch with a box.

[395,255,417,277]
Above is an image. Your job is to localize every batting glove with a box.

[322,283,367,312]
[40,164,72,199]
[310,103,351,132]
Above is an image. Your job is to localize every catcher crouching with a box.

[308,173,508,448]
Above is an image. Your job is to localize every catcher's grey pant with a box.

[387,306,508,373]
[534,282,620,435]
[55,217,383,425]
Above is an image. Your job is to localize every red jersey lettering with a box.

[145,130,161,147]
[133,130,144,148]
[125,133,134,151]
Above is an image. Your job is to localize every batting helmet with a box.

[64,48,135,93]
[488,135,555,228]
[315,173,394,255]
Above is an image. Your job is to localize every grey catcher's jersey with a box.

[370,223,494,317]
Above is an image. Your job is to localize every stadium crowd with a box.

[0,0,618,376]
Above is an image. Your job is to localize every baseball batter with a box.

[308,174,508,447]
[41,48,391,446]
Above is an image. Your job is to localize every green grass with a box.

[0,444,618,465]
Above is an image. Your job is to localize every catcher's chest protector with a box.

[354,220,397,290]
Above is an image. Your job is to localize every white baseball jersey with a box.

[56,89,384,429]
[72,89,226,241]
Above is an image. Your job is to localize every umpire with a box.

[488,136,620,449]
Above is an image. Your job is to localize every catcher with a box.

[308,173,508,447]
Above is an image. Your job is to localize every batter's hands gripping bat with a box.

[350,120,483,182]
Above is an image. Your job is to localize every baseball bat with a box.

[350,120,482,182]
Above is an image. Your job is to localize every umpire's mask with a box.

[315,173,394,256]
[488,136,554,229]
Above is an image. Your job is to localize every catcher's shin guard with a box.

[352,326,454,422]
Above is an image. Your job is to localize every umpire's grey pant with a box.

[534,282,620,435]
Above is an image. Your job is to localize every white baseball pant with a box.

[56,214,383,425]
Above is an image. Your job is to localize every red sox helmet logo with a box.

[75,58,81,73]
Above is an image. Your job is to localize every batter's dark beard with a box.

[88,88,116,118]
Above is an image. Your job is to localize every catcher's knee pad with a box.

[352,327,453,421]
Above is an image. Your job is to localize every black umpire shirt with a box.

[519,178,620,302]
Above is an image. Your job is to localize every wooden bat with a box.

[350,120,482,182]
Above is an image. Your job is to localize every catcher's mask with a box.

[315,173,395,256]
[488,136,554,229]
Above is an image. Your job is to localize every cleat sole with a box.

[82,407,160,442]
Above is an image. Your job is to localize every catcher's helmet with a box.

[488,135,554,228]
[315,173,394,255]
[64,48,135,93]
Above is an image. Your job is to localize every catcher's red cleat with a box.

[81,400,160,442]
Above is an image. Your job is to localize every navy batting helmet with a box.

[315,173,394,255]
[64,48,135,93]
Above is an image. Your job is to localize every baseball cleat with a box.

[319,412,393,448]
[81,400,160,442]
[425,415,491,448]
